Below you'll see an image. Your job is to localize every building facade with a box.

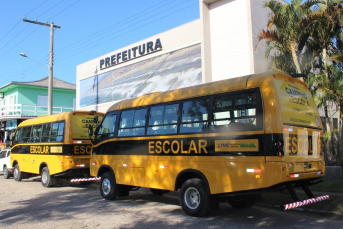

[0,77,76,145]
[76,0,274,113]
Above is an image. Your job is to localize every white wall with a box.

[206,0,270,81]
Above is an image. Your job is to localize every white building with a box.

[76,0,272,112]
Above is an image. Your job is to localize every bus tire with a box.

[14,164,22,181]
[180,178,210,217]
[3,166,11,179]
[150,188,169,196]
[100,172,117,200]
[227,194,255,209]
[41,167,56,188]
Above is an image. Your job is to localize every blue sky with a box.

[0,0,200,85]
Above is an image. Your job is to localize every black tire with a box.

[41,167,56,187]
[150,188,170,196]
[180,178,211,217]
[3,166,11,179]
[227,194,255,209]
[13,164,22,181]
[100,172,117,200]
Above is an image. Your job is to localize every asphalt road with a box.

[0,174,342,229]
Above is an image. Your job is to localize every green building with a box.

[0,77,75,144]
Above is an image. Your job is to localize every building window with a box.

[37,95,48,106]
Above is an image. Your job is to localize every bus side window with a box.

[118,108,147,137]
[41,124,51,142]
[21,126,32,143]
[212,95,233,128]
[118,110,134,137]
[50,122,64,142]
[31,125,43,143]
[147,104,178,135]
[180,98,209,133]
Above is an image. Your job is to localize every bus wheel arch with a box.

[40,165,56,188]
[175,169,211,193]
[39,163,48,176]
[97,165,115,178]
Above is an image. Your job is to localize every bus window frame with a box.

[179,96,210,134]
[210,88,263,132]
[146,102,180,136]
[95,111,119,143]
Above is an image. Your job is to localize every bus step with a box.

[70,177,101,182]
[280,195,330,210]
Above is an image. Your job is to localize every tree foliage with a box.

[256,0,343,165]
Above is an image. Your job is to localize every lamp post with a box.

[20,53,53,115]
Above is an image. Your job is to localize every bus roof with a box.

[18,111,103,127]
[107,72,305,112]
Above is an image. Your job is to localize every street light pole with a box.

[23,18,60,115]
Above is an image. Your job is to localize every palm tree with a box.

[255,0,321,74]
[305,0,343,164]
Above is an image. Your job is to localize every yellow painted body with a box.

[90,72,325,195]
[11,111,103,176]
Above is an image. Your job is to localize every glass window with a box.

[213,95,233,126]
[119,108,147,137]
[211,90,260,131]
[31,125,42,143]
[96,113,117,141]
[13,128,22,144]
[50,122,64,142]
[180,99,209,133]
[0,151,5,158]
[147,103,178,135]
[41,123,51,142]
[21,127,32,143]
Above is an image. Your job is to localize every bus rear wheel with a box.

[41,167,56,187]
[180,178,210,217]
[14,164,22,181]
[100,172,117,200]
[227,194,255,208]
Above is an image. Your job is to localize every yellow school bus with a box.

[10,111,103,187]
[90,72,325,216]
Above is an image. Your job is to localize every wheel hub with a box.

[184,187,200,209]
[102,178,111,195]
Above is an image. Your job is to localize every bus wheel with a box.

[14,164,22,181]
[150,188,169,196]
[227,194,255,209]
[3,166,11,179]
[180,178,210,217]
[100,172,117,200]
[41,167,56,188]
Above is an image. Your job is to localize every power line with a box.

[0,0,48,42]
[57,0,172,54]
[56,2,198,63]
[56,0,194,59]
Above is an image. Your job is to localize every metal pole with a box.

[48,22,54,115]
